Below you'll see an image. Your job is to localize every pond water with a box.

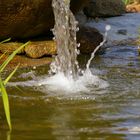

[0,43,140,140]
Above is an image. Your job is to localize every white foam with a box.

[9,69,109,95]
[128,125,140,134]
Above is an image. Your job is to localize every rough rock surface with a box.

[0,41,56,58]
[0,0,89,40]
[0,53,53,69]
[126,2,140,13]
[25,41,56,58]
[84,0,125,17]
[0,42,24,54]
[77,26,103,54]
[0,26,103,58]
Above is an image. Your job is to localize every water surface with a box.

[0,44,140,140]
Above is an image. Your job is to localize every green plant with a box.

[0,41,30,130]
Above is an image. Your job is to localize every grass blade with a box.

[0,41,30,130]
[0,38,11,44]
[0,41,30,72]
[0,53,5,60]
[0,77,12,130]
[4,64,20,85]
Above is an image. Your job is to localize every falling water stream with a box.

[49,0,110,84]
[8,0,110,93]
[50,0,79,79]
[1,3,140,138]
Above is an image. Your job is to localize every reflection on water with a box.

[0,45,140,140]
[7,131,11,140]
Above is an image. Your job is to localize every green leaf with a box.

[0,77,12,130]
[4,64,19,85]
[0,53,5,60]
[0,41,30,130]
[0,38,11,44]
[0,41,30,72]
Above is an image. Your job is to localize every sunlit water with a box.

[6,0,111,94]
[0,44,140,140]
[0,1,140,139]
[50,0,110,90]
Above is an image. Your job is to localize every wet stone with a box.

[0,0,89,40]
[0,42,24,54]
[25,41,56,58]
[117,29,127,35]
[77,26,103,54]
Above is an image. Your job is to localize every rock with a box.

[75,11,87,26]
[0,52,53,69]
[77,26,103,54]
[0,26,103,58]
[84,0,125,17]
[0,41,56,58]
[0,42,24,54]
[0,0,89,40]
[117,29,127,35]
[25,41,56,58]
[126,2,140,13]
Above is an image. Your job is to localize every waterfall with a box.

[50,0,80,80]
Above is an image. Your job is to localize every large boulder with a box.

[84,0,125,17]
[0,0,89,40]
[77,26,103,54]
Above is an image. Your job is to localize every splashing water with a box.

[8,0,111,94]
[86,25,111,70]
[50,0,80,80]
[50,0,111,77]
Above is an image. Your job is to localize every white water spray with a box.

[50,0,80,80]
[8,1,111,94]
[50,0,111,78]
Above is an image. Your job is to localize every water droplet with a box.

[62,25,65,29]
[76,49,80,55]
[77,43,80,47]
[76,27,79,32]
[105,25,111,31]
[33,66,36,70]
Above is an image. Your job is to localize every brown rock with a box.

[25,41,56,58]
[0,26,103,58]
[84,0,125,17]
[0,0,89,40]
[77,26,103,54]
[0,53,52,69]
[0,42,24,54]
[126,2,140,13]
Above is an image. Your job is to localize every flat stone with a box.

[25,41,56,58]
[0,42,24,54]
[0,53,53,70]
